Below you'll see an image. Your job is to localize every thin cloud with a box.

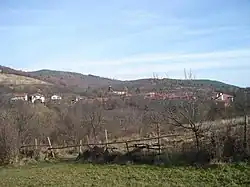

[26,48,250,81]
[121,9,161,26]
[114,59,249,75]
[74,48,250,66]
[1,8,62,14]
[0,25,53,31]
[183,26,239,35]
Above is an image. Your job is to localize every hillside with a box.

[0,73,49,85]
[28,69,122,90]
[123,78,238,91]
[28,69,239,92]
[0,65,240,94]
[0,66,73,94]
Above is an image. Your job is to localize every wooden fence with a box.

[20,132,188,153]
[20,115,249,158]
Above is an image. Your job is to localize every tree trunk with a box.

[91,124,97,144]
[194,131,201,162]
[194,131,200,152]
[16,130,21,163]
[243,115,248,155]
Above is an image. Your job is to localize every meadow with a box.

[0,163,249,187]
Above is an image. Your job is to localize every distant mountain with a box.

[0,73,49,85]
[28,69,122,90]
[0,65,50,85]
[0,65,34,78]
[28,69,239,93]
[0,65,240,95]
[122,78,239,94]
[0,66,71,94]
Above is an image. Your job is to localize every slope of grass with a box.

[0,163,249,187]
[0,73,50,85]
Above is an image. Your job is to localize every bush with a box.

[0,124,18,165]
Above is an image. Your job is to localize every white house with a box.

[10,93,45,103]
[29,93,45,103]
[51,95,62,100]
[113,91,127,95]
[108,85,128,96]
[11,93,28,101]
[215,92,234,102]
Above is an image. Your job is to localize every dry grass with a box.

[0,73,50,85]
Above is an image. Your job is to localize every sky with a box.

[0,0,250,87]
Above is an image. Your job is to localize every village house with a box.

[165,92,194,100]
[215,92,234,102]
[144,91,193,100]
[75,96,83,102]
[51,94,62,100]
[112,91,127,95]
[144,92,163,100]
[71,96,84,104]
[10,93,45,103]
[108,86,129,96]
[214,92,234,107]
[80,97,109,104]
[29,93,45,103]
[11,93,28,101]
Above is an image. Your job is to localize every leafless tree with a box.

[234,88,250,154]
[0,106,18,164]
[81,102,105,143]
[165,99,213,151]
[7,102,35,147]
[164,70,213,152]
[120,107,144,136]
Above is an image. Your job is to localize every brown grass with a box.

[0,73,50,85]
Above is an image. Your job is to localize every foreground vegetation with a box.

[0,66,249,169]
[0,163,249,187]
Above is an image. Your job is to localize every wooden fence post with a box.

[86,135,89,144]
[125,141,129,154]
[47,137,55,158]
[105,129,108,150]
[79,140,83,154]
[35,138,38,150]
[157,124,161,155]
[86,135,90,149]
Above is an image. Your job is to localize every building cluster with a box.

[143,91,234,106]
[10,93,62,103]
[108,86,132,97]
[9,85,234,107]
[143,92,194,100]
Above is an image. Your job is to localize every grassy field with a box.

[0,163,249,187]
[0,73,50,85]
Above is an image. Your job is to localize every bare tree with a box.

[0,106,18,164]
[234,88,250,154]
[142,104,165,137]
[58,102,87,143]
[164,70,213,152]
[121,107,144,136]
[165,99,213,151]
[7,102,35,147]
[81,102,105,143]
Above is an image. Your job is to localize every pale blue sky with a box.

[0,0,250,87]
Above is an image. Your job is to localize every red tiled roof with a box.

[13,93,27,97]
